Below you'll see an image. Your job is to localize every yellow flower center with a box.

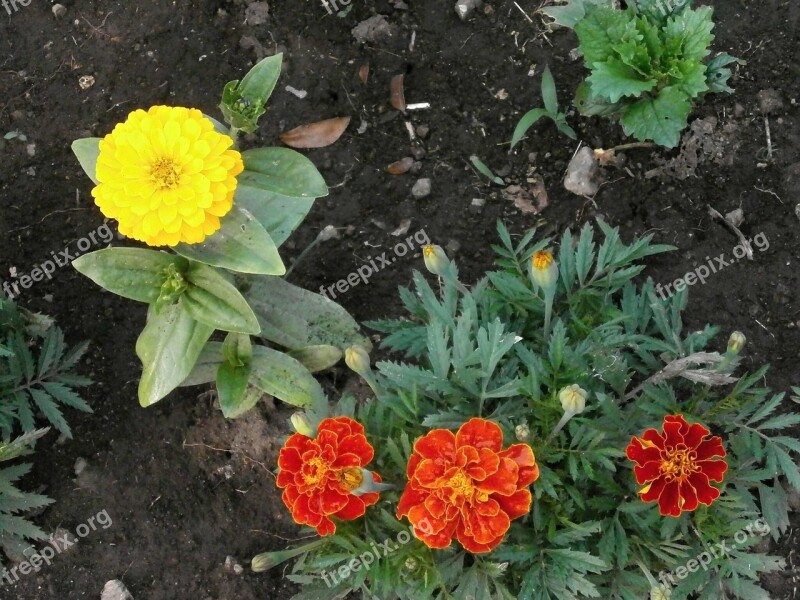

[532,250,554,271]
[337,467,364,492]
[446,471,475,502]
[303,457,330,486]
[150,156,181,190]
[423,245,436,257]
[660,446,699,482]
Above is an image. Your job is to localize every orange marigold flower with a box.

[396,418,539,554]
[277,416,381,536]
[626,414,727,517]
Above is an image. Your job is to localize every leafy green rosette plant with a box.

[260,222,799,600]
[71,55,368,423]
[572,0,742,147]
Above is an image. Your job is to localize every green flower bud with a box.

[650,585,671,600]
[558,384,588,416]
[344,345,371,376]
[290,412,315,437]
[530,249,559,291]
[422,244,449,276]
[727,331,746,354]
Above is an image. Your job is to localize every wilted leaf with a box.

[280,117,351,149]
[358,63,370,84]
[390,74,406,111]
[386,157,414,175]
[503,179,549,214]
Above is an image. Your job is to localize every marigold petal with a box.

[456,418,504,452]
[315,516,336,536]
[683,421,712,448]
[334,495,367,521]
[689,471,722,506]
[499,443,539,487]
[336,434,374,466]
[414,429,457,461]
[625,436,663,466]
[494,489,532,520]
[695,437,726,461]
[633,460,662,484]
[464,509,510,545]
[640,476,667,502]
[698,458,728,482]
[477,457,518,496]
[657,480,682,517]
[396,486,428,519]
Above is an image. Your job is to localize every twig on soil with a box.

[707,204,754,260]
[250,529,318,543]
[763,116,774,160]
[182,441,274,478]
[754,186,783,204]
[513,1,534,23]
[753,319,775,339]
[6,207,90,235]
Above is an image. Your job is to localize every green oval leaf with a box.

[179,342,224,387]
[243,276,370,351]
[173,207,286,275]
[239,53,283,106]
[136,303,214,407]
[72,138,101,185]
[287,345,343,373]
[73,248,183,303]
[217,362,255,418]
[239,147,328,199]
[248,346,326,409]
[181,263,261,334]
[234,185,315,248]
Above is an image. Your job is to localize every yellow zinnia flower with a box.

[92,106,244,247]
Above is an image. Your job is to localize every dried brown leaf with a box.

[386,157,415,175]
[390,74,406,111]
[358,63,370,84]
[280,117,351,149]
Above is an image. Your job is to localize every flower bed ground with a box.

[0,0,798,598]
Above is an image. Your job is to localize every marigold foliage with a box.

[281,221,798,600]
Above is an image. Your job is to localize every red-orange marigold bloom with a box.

[626,414,727,517]
[396,418,539,553]
[277,416,381,536]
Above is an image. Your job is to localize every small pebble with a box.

[101,580,134,600]
[74,457,88,476]
[52,3,67,17]
[455,0,483,21]
[411,178,431,199]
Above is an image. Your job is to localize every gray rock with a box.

[351,15,394,45]
[411,178,431,199]
[564,147,603,196]
[455,0,483,20]
[101,580,134,600]
[52,4,67,17]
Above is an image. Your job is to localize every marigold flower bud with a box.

[422,244,450,276]
[559,384,588,416]
[515,423,530,441]
[530,249,559,291]
[290,412,315,437]
[344,345,371,376]
[727,331,746,354]
[650,584,671,600]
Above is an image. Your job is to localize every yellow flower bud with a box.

[650,584,671,600]
[558,384,588,415]
[727,331,746,354]
[422,244,449,276]
[290,412,315,437]
[344,345,371,376]
[515,423,530,441]
[530,249,559,291]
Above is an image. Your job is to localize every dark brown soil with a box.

[0,0,798,598]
